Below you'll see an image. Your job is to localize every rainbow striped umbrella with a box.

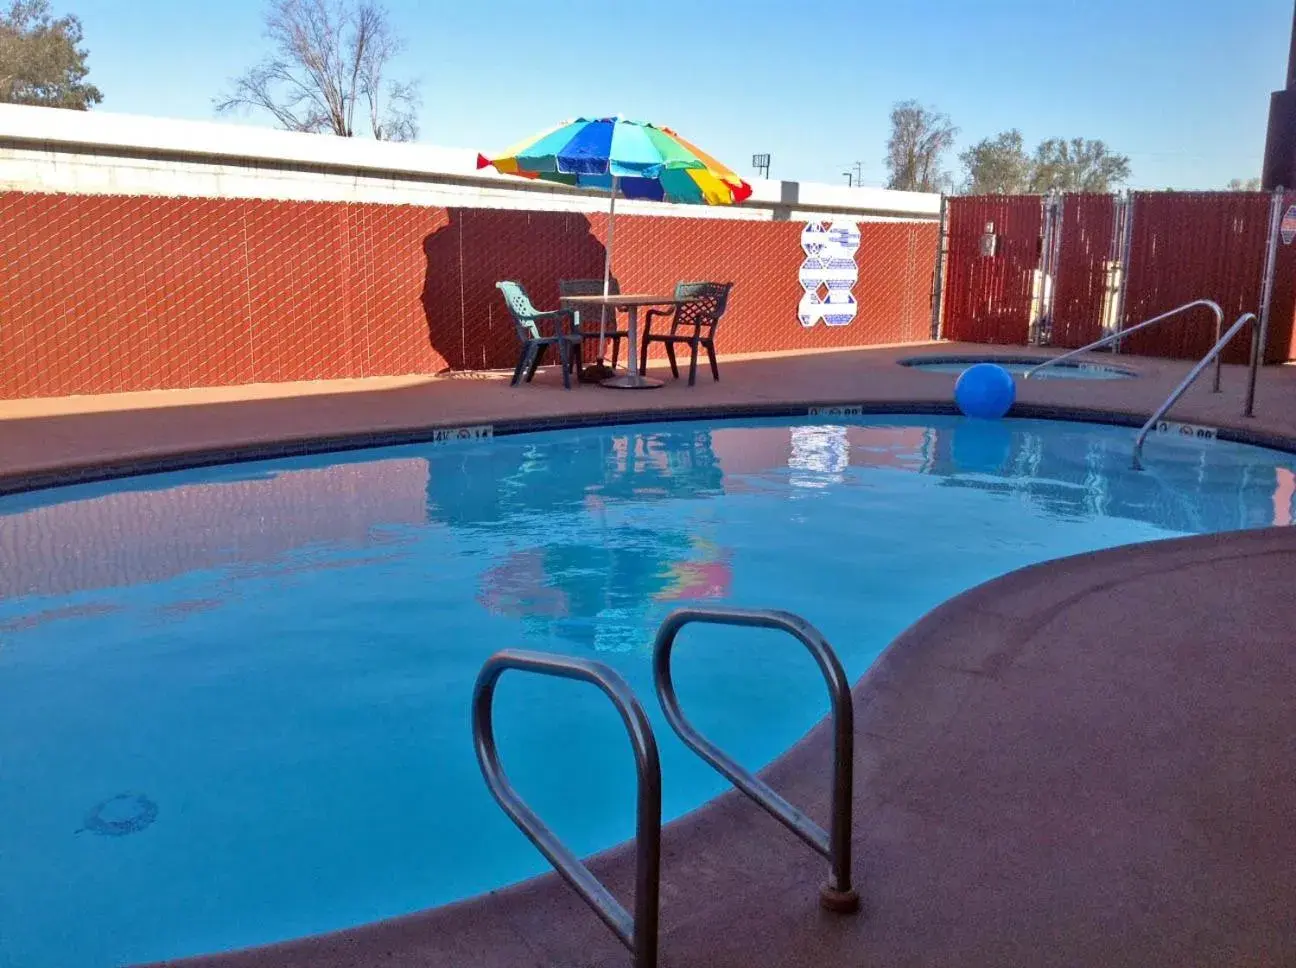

[477,117,751,366]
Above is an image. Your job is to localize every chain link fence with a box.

[0,190,937,399]
[942,190,1296,364]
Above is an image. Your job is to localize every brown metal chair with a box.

[640,282,733,386]
[558,278,630,370]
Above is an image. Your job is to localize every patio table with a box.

[559,293,696,389]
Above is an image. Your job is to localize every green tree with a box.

[1029,137,1130,193]
[0,0,102,109]
[218,0,419,141]
[885,99,958,193]
[1227,177,1262,191]
[958,129,1032,194]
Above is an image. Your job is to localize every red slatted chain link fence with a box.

[942,190,1296,363]
[0,192,938,400]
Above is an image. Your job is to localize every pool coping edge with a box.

[5,399,1296,498]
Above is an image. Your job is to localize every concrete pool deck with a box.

[3,343,1295,967]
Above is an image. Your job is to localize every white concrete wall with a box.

[0,104,941,223]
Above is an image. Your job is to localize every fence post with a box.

[929,195,948,341]
[1046,192,1064,344]
[1257,188,1285,367]
[1112,190,1135,354]
[1031,193,1062,346]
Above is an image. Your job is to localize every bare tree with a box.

[217,0,418,141]
[885,100,957,193]
[1227,177,1262,191]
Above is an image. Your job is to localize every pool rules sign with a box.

[798,221,861,327]
[1282,205,1296,245]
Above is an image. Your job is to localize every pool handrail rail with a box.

[1024,299,1225,390]
[1131,311,1260,470]
[652,606,860,913]
[472,650,662,968]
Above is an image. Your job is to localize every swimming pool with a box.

[899,355,1135,379]
[1,414,1291,967]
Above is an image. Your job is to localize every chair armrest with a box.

[644,306,677,323]
[529,308,576,335]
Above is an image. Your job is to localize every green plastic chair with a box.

[496,281,582,389]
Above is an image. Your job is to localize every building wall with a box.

[0,104,940,222]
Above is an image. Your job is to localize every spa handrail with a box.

[652,606,860,913]
[1024,299,1225,390]
[1131,312,1260,471]
[472,650,661,968]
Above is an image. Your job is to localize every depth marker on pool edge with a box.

[808,406,864,417]
[1153,420,1218,441]
[428,425,494,444]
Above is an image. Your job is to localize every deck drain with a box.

[80,793,158,836]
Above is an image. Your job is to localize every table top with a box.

[559,293,689,308]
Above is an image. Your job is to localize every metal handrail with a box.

[1132,312,1260,470]
[1024,298,1225,390]
[472,650,661,968]
[652,606,860,913]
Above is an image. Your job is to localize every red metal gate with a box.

[1120,192,1271,362]
[1048,194,1119,348]
[942,195,1043,344]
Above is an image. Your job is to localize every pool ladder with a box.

[1131,311,1260,470]
[1023,298,1228,388]
[472,606,860,968]
[1020,299,1265,470]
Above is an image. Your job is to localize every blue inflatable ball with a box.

[954,363,1016,420]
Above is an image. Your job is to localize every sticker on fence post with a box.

[798,221,860,327]
[1281,205,1296,245]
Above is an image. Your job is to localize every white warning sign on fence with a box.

[798,221,861,327]
[1281,204,1296,245]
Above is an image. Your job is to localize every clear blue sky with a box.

[70,0,1290,190]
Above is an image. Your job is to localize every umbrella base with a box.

[580,360,619,382]
[601,373,664,389]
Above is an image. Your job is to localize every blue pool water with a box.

[900,356,1134,379]
[1,415,1292,967]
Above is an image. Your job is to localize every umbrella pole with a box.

[599,175,619,363]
